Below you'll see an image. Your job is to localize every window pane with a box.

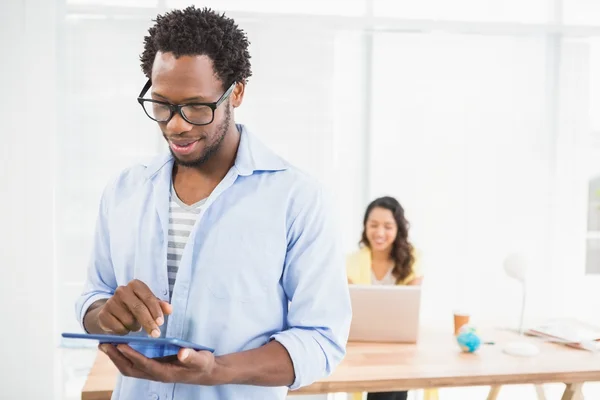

[373,0,550,23]
[370,32,548,321]
[586,238,600,274]
[590,39,600,134]
[564,0,600,25]
[589,177,600,231]
[561,38,600,140]
[59,16,161,285]
[167,0,366,16]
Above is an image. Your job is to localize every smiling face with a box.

[364,206,398,253]
[151,52,238,167]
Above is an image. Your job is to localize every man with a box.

[75,6,352,400]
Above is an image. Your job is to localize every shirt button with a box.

[162,288,168,296]
[149,393,159,400]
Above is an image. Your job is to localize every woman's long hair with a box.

[360,196,415,283]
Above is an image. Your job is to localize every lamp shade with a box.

[503,253,528,283]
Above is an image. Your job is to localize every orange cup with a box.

[453,311,470,335]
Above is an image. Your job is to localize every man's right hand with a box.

[84,279,172,337]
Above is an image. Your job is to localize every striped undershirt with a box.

[168,185,205,299]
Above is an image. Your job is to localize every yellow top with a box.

[346,246,436,400]
[346,246,423,286]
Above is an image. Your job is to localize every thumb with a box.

[178,348,195,364]
[178,348,211,367]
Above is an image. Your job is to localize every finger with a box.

[160,301,173,316]
[103,298,141,333]
[130,320,142,332]
[98,307,130,335]
[131,280,166,326]
[100,344,149,380]
[117,344,150,366]
[154,354,179,364]
[118,344,174,382]
[131,279,164,322]
[117,287,160,337]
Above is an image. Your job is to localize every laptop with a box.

[348,284,422,343]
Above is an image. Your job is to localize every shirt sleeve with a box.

[74,185,118,331]
[270,185,352,390]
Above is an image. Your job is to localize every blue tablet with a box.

[62,332,214,358]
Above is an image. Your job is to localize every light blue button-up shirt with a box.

[75,124,352,400]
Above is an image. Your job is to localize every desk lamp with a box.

[502,253,540,357]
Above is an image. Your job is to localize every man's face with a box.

[150,52,235,167]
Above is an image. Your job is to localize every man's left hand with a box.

[100,343,221,385]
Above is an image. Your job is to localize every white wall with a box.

[0,0,59,398]
[368,32,553,328]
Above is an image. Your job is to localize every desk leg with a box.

[535,384,547,400]
[486,385,501,400]
[561,383,584,400]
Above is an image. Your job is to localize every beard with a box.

[168,104,231,168]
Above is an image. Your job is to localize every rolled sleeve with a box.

[271,328,332,390]
[272,184,352,390]
[74,186,117,331]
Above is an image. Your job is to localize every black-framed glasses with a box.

[137,79,236,126]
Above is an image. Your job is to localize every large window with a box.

[369,32,549,322]
[584,38,600,276]
[555,36,600,283]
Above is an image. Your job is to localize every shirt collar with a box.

[143,123,288,180]
[233,124,288,176]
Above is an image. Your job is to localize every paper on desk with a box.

[526,318,600,352]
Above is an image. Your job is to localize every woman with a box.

[346,196,428,400]
[347,196,423,287]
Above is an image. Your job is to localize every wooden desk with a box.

[82,328,600,400]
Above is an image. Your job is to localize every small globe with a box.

[456,325,482,353]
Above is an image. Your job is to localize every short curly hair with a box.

[140,6,252,87]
